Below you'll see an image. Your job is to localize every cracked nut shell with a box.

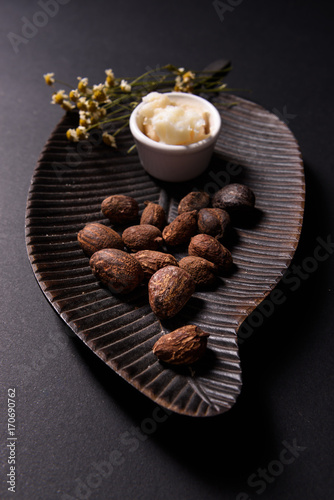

[188,233,233,274]
[148,266,195,320]
[89,248,144,294]
[212,183,255,214]
[178,255,217,287]
[197,207,231,239]
[122,224,163,252]
[101,194,139,224]
[77,222,124,256]
[162,210,198,246]
[153,325,209,365]
[133,250,178,279]
[140,201,166,230]
[178,191,210,214]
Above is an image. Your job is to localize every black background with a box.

[1,0,333,499]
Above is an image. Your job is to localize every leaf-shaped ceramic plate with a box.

[25,94,305,417]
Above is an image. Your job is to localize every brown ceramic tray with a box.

[25,94,305,417]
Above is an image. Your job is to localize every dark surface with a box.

[0,0,333,499]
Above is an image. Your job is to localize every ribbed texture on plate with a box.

[25,95,304,417]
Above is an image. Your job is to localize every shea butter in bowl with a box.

[129,91,221,182]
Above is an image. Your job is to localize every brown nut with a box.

[178,256,217,287]
[188,233,233,274]
[140,201,166,230]
[212,183,255,214]
[153,325,209,365]
[101,194,139,224]
[162,210,198,246]
[148,266,195,320]
[133,250,178,279]
[197,208,231,239]
[178,191,210,214]
[89,248,144,294]
[77,222,124,256]
[122,224,163,252]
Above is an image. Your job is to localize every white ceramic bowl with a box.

[129,92,221,182]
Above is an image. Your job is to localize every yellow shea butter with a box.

[138,92,210,145]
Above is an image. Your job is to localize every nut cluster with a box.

[77,184,256,365]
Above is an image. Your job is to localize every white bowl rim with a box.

[129,91,221,153]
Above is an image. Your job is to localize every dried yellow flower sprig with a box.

[43,63,232,148]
